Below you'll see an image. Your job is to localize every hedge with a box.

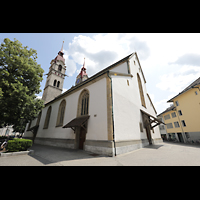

[0,136,9,140]
[6,139,32,152]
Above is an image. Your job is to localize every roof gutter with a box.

[192,86,200,91]
[167,84,200,102]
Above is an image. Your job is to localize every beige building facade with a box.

[158,77,200,143]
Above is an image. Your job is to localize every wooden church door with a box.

[142,113,152,145]
[146,125,152,145]
[79,127,86,150]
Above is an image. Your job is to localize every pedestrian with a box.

[0,140,7,150]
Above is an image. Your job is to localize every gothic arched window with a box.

[137,73,146,108]
[77,90,89,116]
[53,79,57,87]
[56,99,66,127]
[43,106,52,129]
[57,81,60,88]
[36,111,42,126]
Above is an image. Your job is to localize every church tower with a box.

[42,41,66,104]
[75,58,88,85]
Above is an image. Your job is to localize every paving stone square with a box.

[1,142,200,166]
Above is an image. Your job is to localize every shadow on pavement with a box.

[30,154,53,165]
[144,145,163,149]
[28,144,106,165]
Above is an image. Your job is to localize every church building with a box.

[23,43,163,156]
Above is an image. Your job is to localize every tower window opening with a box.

[58,65,62,72]
[57,81,60,88]
[53,79,57,87]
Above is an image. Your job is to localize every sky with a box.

[1,33,200,115]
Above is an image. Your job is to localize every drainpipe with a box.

[107,71,116,156]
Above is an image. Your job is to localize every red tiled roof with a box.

[79,66,88,78]
[55,54,65,63]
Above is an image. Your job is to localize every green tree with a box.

[0,38,44,133]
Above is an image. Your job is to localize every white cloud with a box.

[61,33,200,115]
[154,98,170,114]
[156,65,200,94]
[154,93,176,115]
[148,93,155,103]
[36,96,42,99]
[62,88,68,93]
[63,33,151,77]
[169,53,200,66]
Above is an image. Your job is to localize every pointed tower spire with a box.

[75,58,88,85]
[61,41,64,53]
[56,41,64,61]
[79,58,87,78]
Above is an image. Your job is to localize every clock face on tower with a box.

[76,78,80,84]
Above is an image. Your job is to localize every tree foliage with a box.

[0,38,44,132]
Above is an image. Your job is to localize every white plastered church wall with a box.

[36,98,74,139]
[85,77,108,141]
[130,55,161,142]
[23,117,38,138]
[35,77,108,141]
[110,62,128,74]
[111,55,162,143]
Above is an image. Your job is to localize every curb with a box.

[0,150,34,157]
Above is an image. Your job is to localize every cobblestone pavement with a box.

[1,142,200,166]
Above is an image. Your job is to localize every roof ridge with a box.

[181,76,200,93]
[157,104,175,116]
[167,76,200,103]
[45,52,135,106]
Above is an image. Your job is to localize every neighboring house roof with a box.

[167,77,200,102]
[45,52,147,106]
[157,104,175,117]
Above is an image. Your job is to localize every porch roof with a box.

[140,110,165,129]
[62,115,90,132]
